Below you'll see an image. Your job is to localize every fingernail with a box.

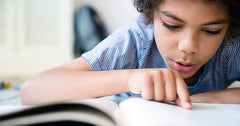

[184,103,192,110]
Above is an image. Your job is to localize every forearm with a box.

[191,88,240,104]
[220,88,240,104]
[20,67,132,105]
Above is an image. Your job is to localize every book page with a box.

[0,98,119,126]
[73,98,118,115]
[119,97,240,126]
[0,106,31,115]
[0,98,118,118]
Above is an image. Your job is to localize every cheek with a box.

[154,30,168,56]
[199,39,223,63]
[200,26,227,61]
[154,26,178,59]
[154,24,175,50]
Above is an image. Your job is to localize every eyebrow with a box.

[161,11,185,23]
[161,11,228,25]
[202,20,228,26]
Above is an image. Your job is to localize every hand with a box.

[128,68,191,109]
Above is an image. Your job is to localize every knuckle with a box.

[142,79,152,88]
[154,95,164,101]
[166,69,174,76]
[162,69,174,79]
[142,93,153,100]
[173,70,181,77]
[164,91,177,102]
[165,95,177,102]
[152,70,162,78]
[141,73,152,83]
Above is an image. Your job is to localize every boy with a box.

[21,0,240,110]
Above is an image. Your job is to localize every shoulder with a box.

[127,14,154,42]
[97,14,154,47]
[222,37,240,79]
[81,15,155,70]
[224,37,240,62]
[96,14,155,56]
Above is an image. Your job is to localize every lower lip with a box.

[173,61,195,73]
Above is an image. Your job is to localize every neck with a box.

[184,66,204,86]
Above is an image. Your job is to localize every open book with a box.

[0,96,240,126]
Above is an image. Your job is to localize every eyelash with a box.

[161,22,221,35]
[202,29,221,35]
[162,22,182,30]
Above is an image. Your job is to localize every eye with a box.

[162,22,182,30]
[202,29,221,35]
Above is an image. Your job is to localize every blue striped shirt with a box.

[82,14,240,97]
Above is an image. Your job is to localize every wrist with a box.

[126,69,143,94]
[122,69,136,92]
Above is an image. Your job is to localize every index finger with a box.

[173,71,192,110]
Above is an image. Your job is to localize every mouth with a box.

[173,61,196,73]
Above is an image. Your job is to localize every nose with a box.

[178,31,199,54]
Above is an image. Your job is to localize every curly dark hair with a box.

[133,0,240,39]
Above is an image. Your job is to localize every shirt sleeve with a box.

[81,26,138,71]
[225,37,240,81]
[81,14,154,71]
[81,14,154,98]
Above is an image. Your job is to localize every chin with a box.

[179,72,195,79]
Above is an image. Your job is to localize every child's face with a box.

[153,0,229,79]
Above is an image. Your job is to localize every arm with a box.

[21,57,191,109]
[20,57,131,105]
[191,38,240,104]
[190,87,240,104]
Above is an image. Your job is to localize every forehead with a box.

[157,0,228,22]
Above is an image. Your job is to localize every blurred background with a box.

[0,0,138,87]
[1,0,239,90]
